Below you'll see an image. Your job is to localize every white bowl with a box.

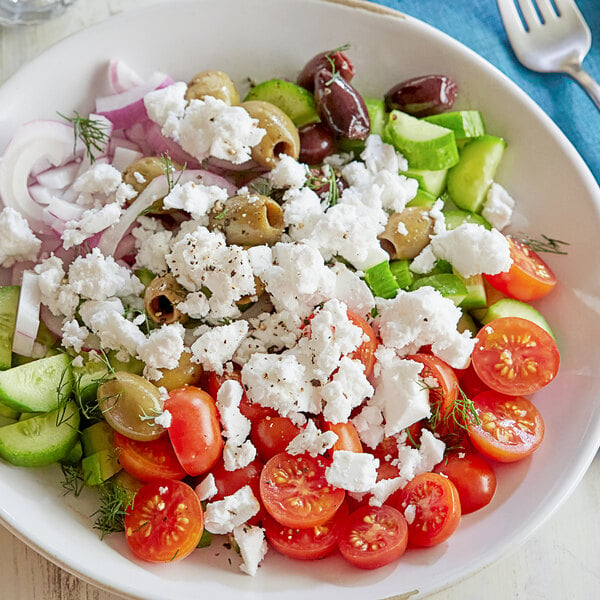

[0,1,599,598]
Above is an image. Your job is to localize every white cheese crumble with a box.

[162,180,228,221]
[268,154,307,189]
[482,182,515,231]
[61,319,90,353]
[286,420,338,457]
[203,485,260,534]
[62,203,123,249]
[0,207,41,267]
[137,322,185,380]
[325,450,380,493]
[190,321,249,375]
[216,379,250,445]
[195,473,218,501]
[233,525,268,577]
[132,218,173,276]
[154,409,172,428]
[222,439,257,471]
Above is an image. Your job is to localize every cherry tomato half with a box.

[251,416,300,461]
[391,472,461,547]
[468,390,545,462]
[471,317,559,396]
[433,451,497,514]
[338,505,408,570]
[484,236,557,301]
[347,311,378,377]
[114,431,187,482]
[263,502,349,561]
[260,452,345,528]
[165,387,223,477]
[124,479,204,563]
[323,420,363,454]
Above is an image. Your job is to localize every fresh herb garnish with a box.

[518,233,570,255]
[307,165,339,207]
[91,480,134,539]
[58,111,110,163]
[160,151,185,194]
[60,463,85,497]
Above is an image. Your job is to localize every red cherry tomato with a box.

[165,387,223,477]
[260,452,345,528]
[263,502,349,561]
[471,317,559,396]
[391,472,461,547]
[124,479,204,563]
[114,432,186,482]
[338,505,408,570]
[323,420,363,454]
[468,390,545,462]
[251,416,300,461]
[458,363,491,400]
[433,451,497,514]
[484,236,557,301]
[347,311,378,377]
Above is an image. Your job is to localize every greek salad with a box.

[0,47,562,575]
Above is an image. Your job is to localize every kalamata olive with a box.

[384,74,458,118]
[297,47,355,92]
[298,122,337,164]
[314,69,370,141]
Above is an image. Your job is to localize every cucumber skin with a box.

[0,353,73,413]
[0,286,20,371]
[482,298,555,338]
[0,401,80,467]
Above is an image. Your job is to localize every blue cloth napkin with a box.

[374,0,600,183]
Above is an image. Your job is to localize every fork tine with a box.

[553,0,581,18]
[517,0,542,29]
[498,0,527,33]
[534,0,558,23]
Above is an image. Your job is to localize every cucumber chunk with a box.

[364,98,387,137]
[0,286,20,370]
[0,353,73,413]
[81,421,115,456]
[456,272,488,310]
[410,273,468,306]
[424,110,485,139]
[402,167,448,197]
[407,188,437,208]
[444,209,491,230]
[82,448,121,486]
[0,400,80,467]
[244,79,319,128]
[61,439,83,466]
[482,298,555,338]
[0,401,19,420]
[447,135,506,212]
[389,259,414,289]
[384,110,459,170]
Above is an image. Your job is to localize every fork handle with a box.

[563,63,600,112]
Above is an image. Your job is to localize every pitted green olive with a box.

[185,70,240,105]
[209,194,285,246]
[122,156,182,194]
[241,100,300,168]
[379,207,434,259]
[97,372,164,441]
[144,273,189,325]
[155,351,204,391]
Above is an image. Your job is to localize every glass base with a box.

[0,0,75,25]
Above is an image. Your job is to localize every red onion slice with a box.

[108,59,144,94]
[12,270,41,357]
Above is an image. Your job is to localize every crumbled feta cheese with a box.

[395,429,445,484]
[233,525,268,577]
[190,321,249,375]
[61,319,90,353]
[68,248,144,301]
[404,504,416,525]
[368,476,405,507]
[154,409,172,428]
[137,323,185,380]
[352,403,385,449]
[62,203,123,249]
[325,450,379,493]
[483,183,515,231]
[203,485,260,534]
[143,81,188,139]
[268,154,307,189]
[0,207,41,267]
[429,199,447,235]
[375,287,475,369]
[286,420,338,457]
[73,162,135,208]
[222,439,257,471]
[195,473,218,501]
[330,262,375,317]
[409,245,437,274]
[132,221,173,276]
[216,379,250,445]
[162,180,228,221]
[245,310,303,353]
[430,223,512,277]
[71,355,84,369]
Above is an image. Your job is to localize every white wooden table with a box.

[1,1,599,598]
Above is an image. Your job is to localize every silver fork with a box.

[497,0,600,110]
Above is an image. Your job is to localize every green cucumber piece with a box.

[0,286,20,370]
[457,312,479,337]
[413,259,453,277]
[384,110,459,170]
[0,401,19,420]
[61,439,83,466]
[73,358,111,404]
[402,167,448,197]
[244,79,319,128]
[389,259,414,289]
[81,421,115,457]
[0,353,73,413]
[134,268,156,289]
[456,272,488,310]
[444,209,491,230]
[424,110,485,139]
[407,188,437,208]
[364,261,400,299]
[82,448,121,486]
[0,400,80,467]
[410,273,468,306]
[365,98,387,137]
[482,298,555,338]
[447,135,506,212]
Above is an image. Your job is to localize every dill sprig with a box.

[58,111,110,163]
[518,233,570,255]
[60,463,85,497]
[428,384,480,435]
[161,152,185,194]
[92,480,134,539]
[306,165,339,207]
[249,178,273,197]
[325,43,351,76]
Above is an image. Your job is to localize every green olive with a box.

[379,207,434,259]
[241,100,300,168]
[154,351,204,391]
[209,194,284,246]
[97,372,165,441]
[144,273,189,325]
[185,70,240,105]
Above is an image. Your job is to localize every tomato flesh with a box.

[472,317,559,396]
[124,479,204,563]
[484,236,557,301]
[392,472,461,547]
[260,452,345,528]
[338,505,408,570]
[468,390,544,462]
[323,420,363,454]
[114,431,186,482]
[347,311,378,377]
[251,416,300,461]
[433,451,496,514]
[165,387,223,477]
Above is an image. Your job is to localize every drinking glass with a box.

[0,0,76,25]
